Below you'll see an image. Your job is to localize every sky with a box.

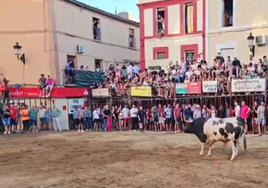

[80,0,140,21]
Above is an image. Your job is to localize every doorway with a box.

[67,55,77,69]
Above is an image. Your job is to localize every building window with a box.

[129,28,135,48]
[93,17,101,41]
[156,8,165,38]
[185,51,194,62]
[95,59,101,72]
[157,52,167,59]
[184,3,194,33]
[223,0,233,27]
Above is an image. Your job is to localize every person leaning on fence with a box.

[3,104,11,134]
[28,105,38,133]
[51,105,62,132]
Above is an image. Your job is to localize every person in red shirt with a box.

[9,103,18,133]
[174,104,181,133]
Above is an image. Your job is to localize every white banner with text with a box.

[202,81,217,93]
[231,78,266,92]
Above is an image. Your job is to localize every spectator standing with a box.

[164,104,172,131]
[241,101,250,134]
[93,107,101,131]
[130,104,138,132]
[152,105,159,131]
[28,105,38,132]
[46,75,54,97]
[102,105,111,131]
[38,74,47,97]
[39,105,47,130]
[193,105,202,120]
[83,106,91,131]
[9,103,17,133]
[122,104,130,130]
[72,107,78,130]
[51,105,62,132]
[3,105,11,134]
[234,101,241,119]
[45,107,52,130]
[77,107,84,132]
[20,105,29,133]
[257,101,265,136]
[138,106,145,130]
[174,104,181,133]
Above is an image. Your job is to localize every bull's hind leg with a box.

[199,142,205,155]
[207,140,216,156]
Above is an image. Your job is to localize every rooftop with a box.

[63,0,140,27]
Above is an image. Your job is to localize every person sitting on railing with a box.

[45,75,54,97]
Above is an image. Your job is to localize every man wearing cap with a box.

[193,105,202,120]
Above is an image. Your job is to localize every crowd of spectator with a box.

[0,102,62,134]
[85,53,267,97]
[80,100,267,136]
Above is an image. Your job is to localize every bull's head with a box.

[184,121,194,133]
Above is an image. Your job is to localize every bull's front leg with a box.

[207,140,216,156]
[230,141,237,160]
[199,142,205,155]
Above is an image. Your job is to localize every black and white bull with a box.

[184,117,247,160]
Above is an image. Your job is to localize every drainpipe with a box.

[205,0,210,63]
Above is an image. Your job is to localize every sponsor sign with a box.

[176,83,188,94]
[131,87,152,97]
[67,98,85,114]
[202,81,217,93]
[187,82,202,94]
[175,82,202,94]
[231,79,266,92]
[92,88,110,97]
[9,87,91,98]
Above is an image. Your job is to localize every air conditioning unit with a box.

[77,45,85,53]
[255,35,267,46]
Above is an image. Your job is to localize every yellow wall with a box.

[0,0,54,84]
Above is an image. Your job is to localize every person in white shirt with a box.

[39,106,48,130]
[130,104,138,132]
[127,63,133,79]
[93,107,101,131]
[185,68,193,78]
[234,101,241,118]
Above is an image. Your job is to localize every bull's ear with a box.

[218,119,223,124]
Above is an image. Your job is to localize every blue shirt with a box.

[73,110,78,119]
[165,108,172,118]
[184,108,192,119]
[132,66,139,74]
[45,111,52,119]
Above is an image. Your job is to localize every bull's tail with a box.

[242,133,247,151]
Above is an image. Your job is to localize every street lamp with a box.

[247,33,255,57]
[13,42,25,64]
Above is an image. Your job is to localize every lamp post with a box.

[247,33,255,57]
[13,42,25,64]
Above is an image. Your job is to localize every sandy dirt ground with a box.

[0,131,268,188]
